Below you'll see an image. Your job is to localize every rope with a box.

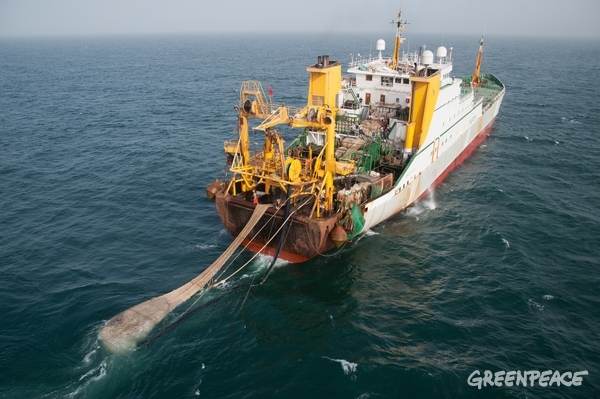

[236,276,255,316]
[137,198,310,347]
[181,199,289,316]
[213,199,285,282]
[99,203,271,353]
[255,198,292,285]
[212,196,291,284]
[304,219,348,258]
[213,196,311,288]
[138,284,246,348]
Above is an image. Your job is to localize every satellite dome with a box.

[422,50,434,65]
[376,39,386,51]
[436,46,447,59]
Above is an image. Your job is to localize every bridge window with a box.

[381,76,393,87]
[366,75,373,81]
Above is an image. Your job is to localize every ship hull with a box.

[214,88,503,263]
[214,195,340,263]
[432,115,495,189]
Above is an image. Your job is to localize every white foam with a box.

[324,356,357,375]
[353,228,379,244]
[214,279,233,290]
[411,187,436,216]
[425,187,436,210]
[82,347,98,366]
[406,206,422,218]
[78,360,107,382]
[195,243,217,250]
[406,192,436,218]
[255,253,289,268]
[502,238,510,248]
[194,229,229,251]
[242,254,289,277]
[542,294,554,300]
[561,116,580,124]
[67,360,108,398]
[217,254,289,286]
[527,299,544,311]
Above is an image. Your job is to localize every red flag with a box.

[268,87,274,97]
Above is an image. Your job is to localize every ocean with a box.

[1,32,599,398]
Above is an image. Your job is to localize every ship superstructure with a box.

[207,8,505,263]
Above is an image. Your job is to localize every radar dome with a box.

[436,46,447,59]
[422,50,434,65]
[376,39,386,51]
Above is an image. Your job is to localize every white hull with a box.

[361,87,505,231]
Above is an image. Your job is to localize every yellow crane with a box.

[224,57,355,217]
[472,36,484,87]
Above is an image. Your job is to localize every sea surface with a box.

[1,32,599,398]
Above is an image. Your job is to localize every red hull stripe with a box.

[242,239,310,263]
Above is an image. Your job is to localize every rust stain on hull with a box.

[215,193,340,263]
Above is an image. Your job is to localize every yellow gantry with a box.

[224,56,355,217]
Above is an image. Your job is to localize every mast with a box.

[472,36,484,87]
[390,8,406,69]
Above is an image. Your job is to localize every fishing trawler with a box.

[206,9,505,263]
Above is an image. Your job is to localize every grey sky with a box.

[1,0,599,38]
